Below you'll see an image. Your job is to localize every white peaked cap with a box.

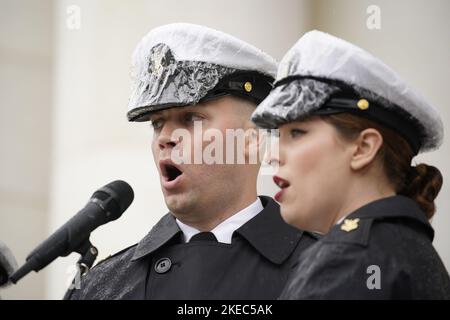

[253,30,443,153]
[127,23,277,121]
[133,23,277,78]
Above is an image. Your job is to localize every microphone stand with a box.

[63,239,98,300]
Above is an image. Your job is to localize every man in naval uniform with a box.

[67,23,317,300]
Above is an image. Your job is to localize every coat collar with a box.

[131,196,305,264]
[131,213,181,261]
[345,195,434,241]
[234,196,305,264]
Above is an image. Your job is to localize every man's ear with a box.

[350,128,383,171]
[243,121,264,164]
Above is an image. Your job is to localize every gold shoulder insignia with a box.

[341,218,360,232]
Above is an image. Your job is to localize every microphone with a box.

[0,241,18,288]
[9,180,134,284]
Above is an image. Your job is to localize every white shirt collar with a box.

[336,215,346,226]
[175,198,263,244]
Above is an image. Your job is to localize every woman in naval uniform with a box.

[252,30,450,299]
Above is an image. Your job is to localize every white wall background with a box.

[0,0,53,299]
[0,0,448,299]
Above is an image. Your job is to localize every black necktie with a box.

[190,232,218,242]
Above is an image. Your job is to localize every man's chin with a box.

[164,193,195,214]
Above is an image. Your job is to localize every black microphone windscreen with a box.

[92,180,134,219]
[107,180,134,211]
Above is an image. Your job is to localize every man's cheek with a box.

[151,141,159,159]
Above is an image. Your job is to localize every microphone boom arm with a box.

[63,239,98,300]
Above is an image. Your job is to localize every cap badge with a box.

[148,44,176,77]
[341,218,360,232]
[244,81,253,92]
[357,99,369,110]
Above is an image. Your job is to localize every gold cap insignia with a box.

[341,218,360,232]
[357,99,369,110]
[244,81,253,92]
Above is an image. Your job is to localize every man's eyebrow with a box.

[149,112,163,119]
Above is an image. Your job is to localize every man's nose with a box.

[159,139,177,150]
[157,125,178,150]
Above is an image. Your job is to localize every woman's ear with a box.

[350,128,383,171]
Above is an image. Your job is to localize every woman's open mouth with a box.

[273,175,290,202]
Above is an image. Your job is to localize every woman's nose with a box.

[266,144,282,168]
[267,153,280,167]
[266,134,283,168]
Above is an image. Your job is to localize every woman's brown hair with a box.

[322,113,443,220]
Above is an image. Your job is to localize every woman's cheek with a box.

[293,142,322,174]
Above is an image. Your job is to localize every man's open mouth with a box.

[160,161,184,182]
[166,164,183,181]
